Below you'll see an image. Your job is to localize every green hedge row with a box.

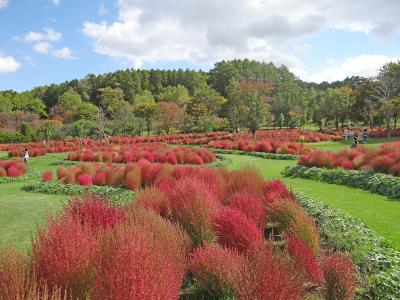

[297,193,400,298]
[284,165,400,199]
[0,171,40,185]
[211,149,298,160]
[22,182,134,206]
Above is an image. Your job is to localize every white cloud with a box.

[305,54,400,82]
[52,47,76,59]
[0,53,21,73]
[51,0,60,6]
[24,27,61,43]
[0,0,9,9]
[33,42,51,54]
[98,2,107,16]
[82,0,400,71]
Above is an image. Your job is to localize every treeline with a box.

[1,59,400,142]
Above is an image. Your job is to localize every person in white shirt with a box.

[23,148,29,165]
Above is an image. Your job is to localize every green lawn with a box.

[0,153,68,250]
[223,154,400,249]
[310,137,400,151]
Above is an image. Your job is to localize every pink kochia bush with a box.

[212,207,264,254]
[42,170,53,182]
[0,160,26,178]
[0,165,357,299]
[68,142,216,165]
[286,235,323,284]
[299,141,400,176]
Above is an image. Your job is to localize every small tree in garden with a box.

[375,61,400,137]
[156,102,183,134]
[227,78,273,139]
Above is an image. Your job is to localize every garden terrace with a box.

[0,166,356,299]
[67,143,216,165]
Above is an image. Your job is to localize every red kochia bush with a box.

[64,195,125,232]
[228,192,266,229]
[7,167,19,177]
[264,179,296,204]
[189,244,245,298]
[92,170,106,186]
[77,174,92,186]
[168,177,221,246]
[42,170,53,182]
[94,223,186,300]
[135,187,171,218]
[32,215,98,299]
[322,253,356,300]
[237,245,305,300]
[0,246,30,300]
[286,235,323,284]
[212,208,264,254]
[226,166,265,199]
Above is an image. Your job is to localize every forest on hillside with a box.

[1,59,400,142]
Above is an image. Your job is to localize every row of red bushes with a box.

[2,165,356,299]
[0,160,26,177]
[67,143,216,165]
[1,129,340,158]
[299,141,400,175]
[207,139,315,155]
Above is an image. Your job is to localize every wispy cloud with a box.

[0,0,9,10]
[52,47,76,59]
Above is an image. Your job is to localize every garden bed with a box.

[297,193,400,298]
[284,165,400,199]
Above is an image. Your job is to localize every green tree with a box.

[227,79,273,139]
[133,91,158,135]
[320,87,355,129]
[157,85,191,106]
[98,87,126,118]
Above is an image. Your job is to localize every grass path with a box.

[0,153,68,250]
[223,154,400,249]
[310,137,400,151]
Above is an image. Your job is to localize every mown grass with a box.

[0,153,68,250]
[310,137,400,151]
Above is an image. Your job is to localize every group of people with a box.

[343,129,369,148]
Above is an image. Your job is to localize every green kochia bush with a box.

[284,165,400,199]
[297,193,400,299]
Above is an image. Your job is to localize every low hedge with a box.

[284,165,400,199]
[0,171,40,184]
[22,181,134,206]
[297,193,400,298]
[211,149,298,160]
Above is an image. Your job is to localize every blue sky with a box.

[0,0,399,91]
